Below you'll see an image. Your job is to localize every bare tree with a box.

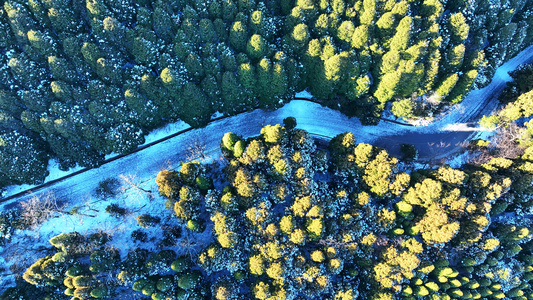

[186,134,208,161]
[119,173,154,201]
[470,123,525,165]
[19,192,66,229]
[492,123,525,159]
[180,229,212,261]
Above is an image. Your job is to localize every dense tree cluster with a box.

[1,0,532,187]
[3,117,533,298]
[1,230,208,300]
[149,120,532,299]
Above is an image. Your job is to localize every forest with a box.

[1,104,533,299]
[1,0,533,187]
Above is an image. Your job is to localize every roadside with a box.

[3,45,533,206]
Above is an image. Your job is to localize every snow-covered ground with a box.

[1,45,532,293]
[5,45,533,200]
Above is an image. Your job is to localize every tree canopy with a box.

[1,0,532,187]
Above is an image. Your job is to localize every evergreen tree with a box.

[374,72,401,104]
[389,16,412,51]
[247,34,267,61]
[449,13,469,44]
[434,74,459,102]
[351,25,369,49]
[230,21,248,52]
[221,71,247,115]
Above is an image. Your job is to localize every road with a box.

[2,45,533,208]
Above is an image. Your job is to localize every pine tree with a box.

[247,34,267,61]
[27,29,58,58]
[359,0,376,25]
[185,53,205,82]
[291,23,310,54]
[180,82,212,128]
[256,58,274,108]
[0,130,49,186]
[434,74,459,102]
[391,99,415,118]
[374,71,401,104]
[449,13,469,44]
[447,70,478,104]
[444,44,465,74]
[221,71,247,115]
[152,3,175,42]
[198,19,216,43]
[375,12,395,39]
[230,21,248,52]
[389,16,412,51]
[337,20,355,45]
[351,25,369,49]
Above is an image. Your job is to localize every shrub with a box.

[105,203,126,217]
[136,214,161,228]
[88,232,109,246]
[156,170,181,198]
[171,256,192,273]
[90,286,109,298]
[178,270,203,290]
[283,117,297,130]
[131,229,147,242]
[187,219,206,232]
[160,226,182,246]
[0,209,21,245]
[95,178,120,198]
[195,176,213,190]
[50,232,84,250]
[180,162,200,184]
[400,144,418,160]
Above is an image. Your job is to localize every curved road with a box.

[2,45,533,208]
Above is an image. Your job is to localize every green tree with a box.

[221,71,248,115]
[449,13,469,43]
[374,71,401,104]
[80,42,101,69]
[337,20,355,45]
[391,99,415,119]
[230,21,248,52]
[0,130,49,186]
[375,12,395,39]
[351,25,369,49]
[359,0,376,25]
[448,70,478,104]
[180,83,211,127]
[247,34,267,61]
[444,44,465,74]
[389,16,412,51]
[48,56,77,83]
[434,74,459,103]
[291,23,310,52]
[185,53,205,82]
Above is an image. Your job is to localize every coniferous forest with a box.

[1,0,533,187]
[2,108,533,299]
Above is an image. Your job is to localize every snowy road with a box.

[3,45,533,208]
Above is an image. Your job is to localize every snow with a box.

[0,169,213,290]
[5,45,533,200]
[295,90,313,99]
[141,120,189,145]
[1,43,533,293]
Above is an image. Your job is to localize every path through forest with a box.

[3,45,533,208]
